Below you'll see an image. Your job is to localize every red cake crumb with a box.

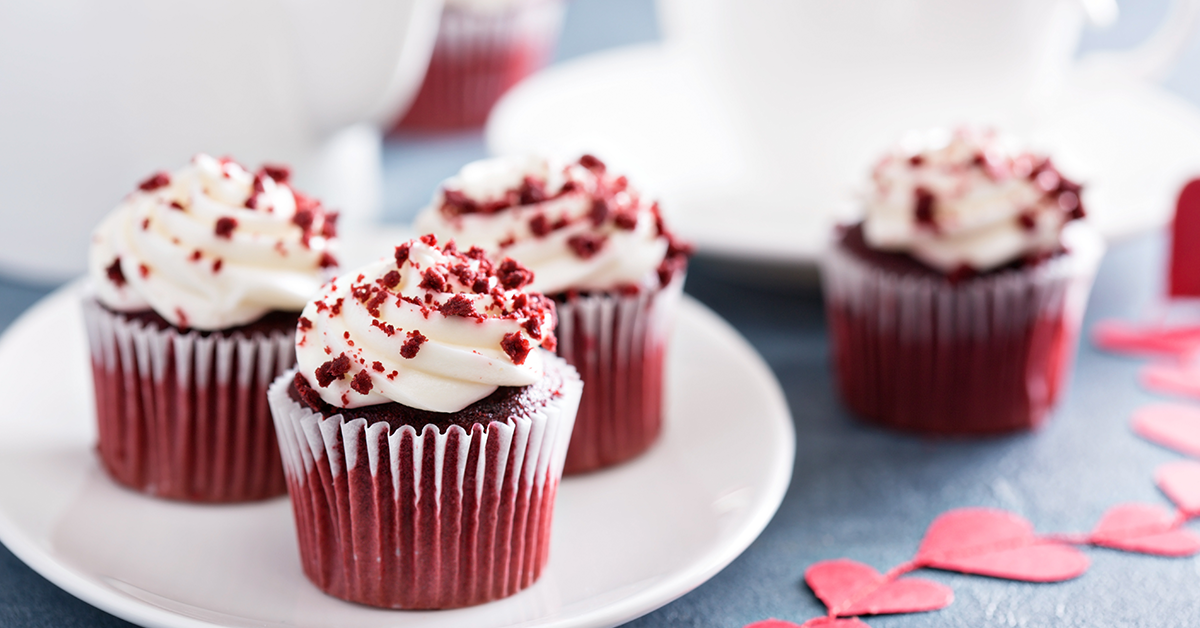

[215,217,238,239]
[138,172,171,191]
[567,234,606,259]
[420,268,447,292]
[400,330,427,358]
[420,234,438,247]
[260,164,291,183]
[319,252,338,268]
[350,369,373,394]
[501,332,531,365]
[579,154,605,172]
[914,187,936,226]
[138,263,150,278]
[212,258,223,273]
[394,243,411,268]
[439,294,477,318]
[497,258,533,290]
[315,353,352,387]
[105,258,126,287]
[298,317,312,330]
[372,361,384,373]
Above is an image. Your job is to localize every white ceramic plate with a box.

[488,44,1200,264]
[0,283,794,628]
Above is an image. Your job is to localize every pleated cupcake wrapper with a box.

[268,356,581,609]
[555,273,684,474]
[820,225,1105,434]
[82,299,293,501]
[397,0,565,130]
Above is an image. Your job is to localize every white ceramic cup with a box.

[0,0,443,282]
[657,0,1200,223]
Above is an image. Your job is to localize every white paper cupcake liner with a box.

[82,298,293,501]
[268,354,581,609]
[396,0,565,129]
[820,223,1105,433]
[554,273,684,473]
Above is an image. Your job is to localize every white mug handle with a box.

[1078,0,1200,82]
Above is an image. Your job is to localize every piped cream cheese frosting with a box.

[414,154,689,295]
[89,154,338,330]
[294,235,558,413]
[862,128,1086,273]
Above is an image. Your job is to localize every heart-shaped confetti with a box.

[1089,503,1200,556]
[743,619,871,628]
[805,559,952,617]
[1141,362,1200,400]
[914,508,1089,582]
[1156,460,1200,515]
[1092,321,1200,358]
[1133,403,1200,457]
[1169,179,1200,297]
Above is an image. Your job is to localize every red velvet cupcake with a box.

[84,154,338,501]
[821,129,1104,434]
[416,155,691,473]
[268,236,580,609]
[394,0,565,131]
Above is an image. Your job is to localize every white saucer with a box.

[488,44,1200,264]
[0,285,794,628]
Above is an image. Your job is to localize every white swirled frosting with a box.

[414,154,685,295]
[863,128,1086,273]
[89,154,338,330]
[294,236,558,413]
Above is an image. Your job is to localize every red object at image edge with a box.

[1169,178,1200,297]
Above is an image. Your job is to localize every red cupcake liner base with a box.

[821,225,1104,434]
[555,275,684,474]
[394,1,565,131]
[268,356,581,609]
[83,300,293,501]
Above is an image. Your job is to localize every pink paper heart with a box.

[1092,321,1200,358]
[1141,363,1200,400]
[1169,178,1200,297]
[805,559,952,617]
[743,620,870,628]
[914,508,1089,582]
[1133,403,1200,457]
[1157,460,1200,515]
[1090,503,1200,556]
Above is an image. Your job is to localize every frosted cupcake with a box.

[394,0,565,130]
[416,154,690,473]
[269,235,580,608]
[821,128,1104,434]
[85,154,338,501]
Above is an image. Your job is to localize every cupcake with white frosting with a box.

[84,154,338,501]
[821,128,1104,434]
[416,154,690,473]
[268,235,580,609]
[393,0,565,130]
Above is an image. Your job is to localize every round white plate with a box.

[488,44,1200,264]
[0,284,794,628]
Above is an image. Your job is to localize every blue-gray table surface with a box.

[4,0,1200,626]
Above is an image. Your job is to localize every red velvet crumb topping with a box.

[497,258,534,290]
[567,234,607,259]
[105,258,126,287]
[215,217,237,239]
[350,369,373,395]
[138,172,171,192]
[501,332,532,365]
[400,330,427,358]
[439,294,477,318]
[315,353,352,387]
